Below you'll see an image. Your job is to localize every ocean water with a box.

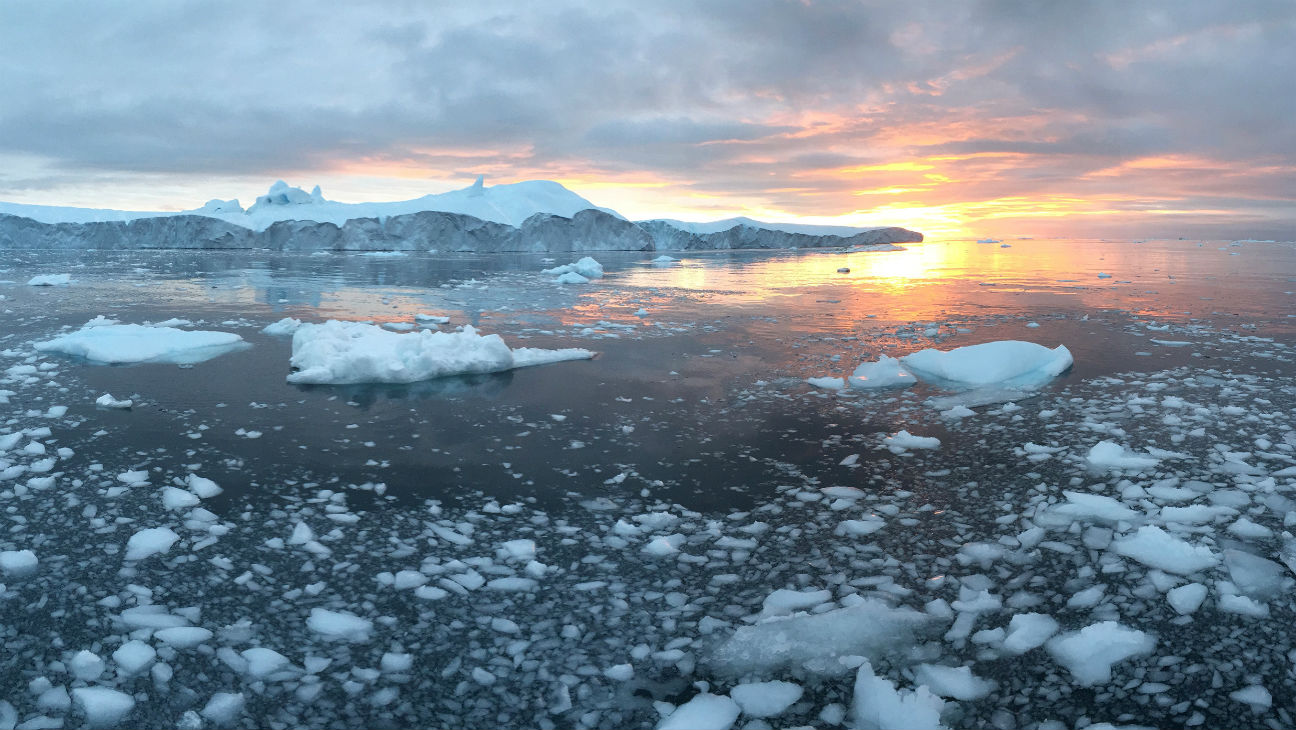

[1,239,1294,729]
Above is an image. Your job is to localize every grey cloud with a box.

[0,0,1292,236]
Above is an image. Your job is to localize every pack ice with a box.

[286,320,594,385]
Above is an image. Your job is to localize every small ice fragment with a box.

[95,393,133,409]
[1046,621,1155,686]
[306,608,372,642]
[71,687,135,726]
[0,549,38,576]
[1166,583,1207,615]
[729,680,804,717]
[851,659,945,730]
[913,664,995,700]
[124,527,180,560]
[656,693,740,730]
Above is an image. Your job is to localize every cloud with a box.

[0,0,1292,236]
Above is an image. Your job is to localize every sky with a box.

[0,0,1293,240]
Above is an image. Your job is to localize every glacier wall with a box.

[0,209,922,252]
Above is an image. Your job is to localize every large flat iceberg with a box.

[900,341,1073,388]
[34,323,245,364]
[287,320,594,385]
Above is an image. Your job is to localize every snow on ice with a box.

[899,340,1073,388]
[34,321,244,365]
[286,320,594,385]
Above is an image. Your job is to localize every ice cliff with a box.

[0,179,922,252]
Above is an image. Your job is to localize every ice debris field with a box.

[1,240,1296,729]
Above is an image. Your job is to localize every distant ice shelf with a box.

[0,178,923,252]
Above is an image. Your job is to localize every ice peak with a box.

[248,181,325,214]
[468,175,485,197]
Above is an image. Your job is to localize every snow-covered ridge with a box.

[0,177,619,232]
[0,178,924,251]
[642,216,887,237]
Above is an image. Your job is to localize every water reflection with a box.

[291,370,515,407]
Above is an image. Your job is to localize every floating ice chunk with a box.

[848,355,916,389]
[154,627,213,649]
[186,474,222,498]
[241,647,292,678]
[111,640,156,674]
[657,693,740,730]
[758,588,832,619]
[940,405,976,418]
[603,664,634,681]
[95,393,133,409]
[1086,441,1161,471]
[486,577,538,591]
[1112,526,1219,575]
[713,598,930,676]
[851,659,946,730]
[117,470,150,485]
[837,517,886,537]
[1229,685,1272,712]
[554,271,590,284]
[35,324,244,365]
[1002,613,1058,654]
[415,313,451,324]
[27,274,72,286]
[501,539,537,560]
[806,376,845,390]
[69,651,105,681]
[900,340,1072,388]
[306,608,372,642]
[913,664,995,700]
[0,549,37,576]
[125,527,180,561]
[729,680,803,718]
[543,257,604,279]
[643,534,685,556]
[651,255,678,266]
[286,321,593,385]
[884,430,940,453]
[161,487,200,510]
[1046,621,1155,686]
[1067,584,1106,609]
[1224,549,1286,599]
[1166,583,1207,615]
[118,605,189,629]
[1218,593,1270,617]
[1052,491,1139,523]
[392,570,428,589]
[71,687,135,726]
[262,317,304,335]
[381,652,413,673]
[1228,517,1273,540]
[200,692,246,726]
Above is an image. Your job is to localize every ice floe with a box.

[286,320,594,385]
[34,322,245,365]
[900,340,1073,388]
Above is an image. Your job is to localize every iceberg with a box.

[900,341,1072,388]
[847,355,916,389]
[27,273,72,286]
[542,256,604,279]
[286,320,594,385]
[34,322,245,365]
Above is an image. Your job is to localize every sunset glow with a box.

[0,2,1292,240]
